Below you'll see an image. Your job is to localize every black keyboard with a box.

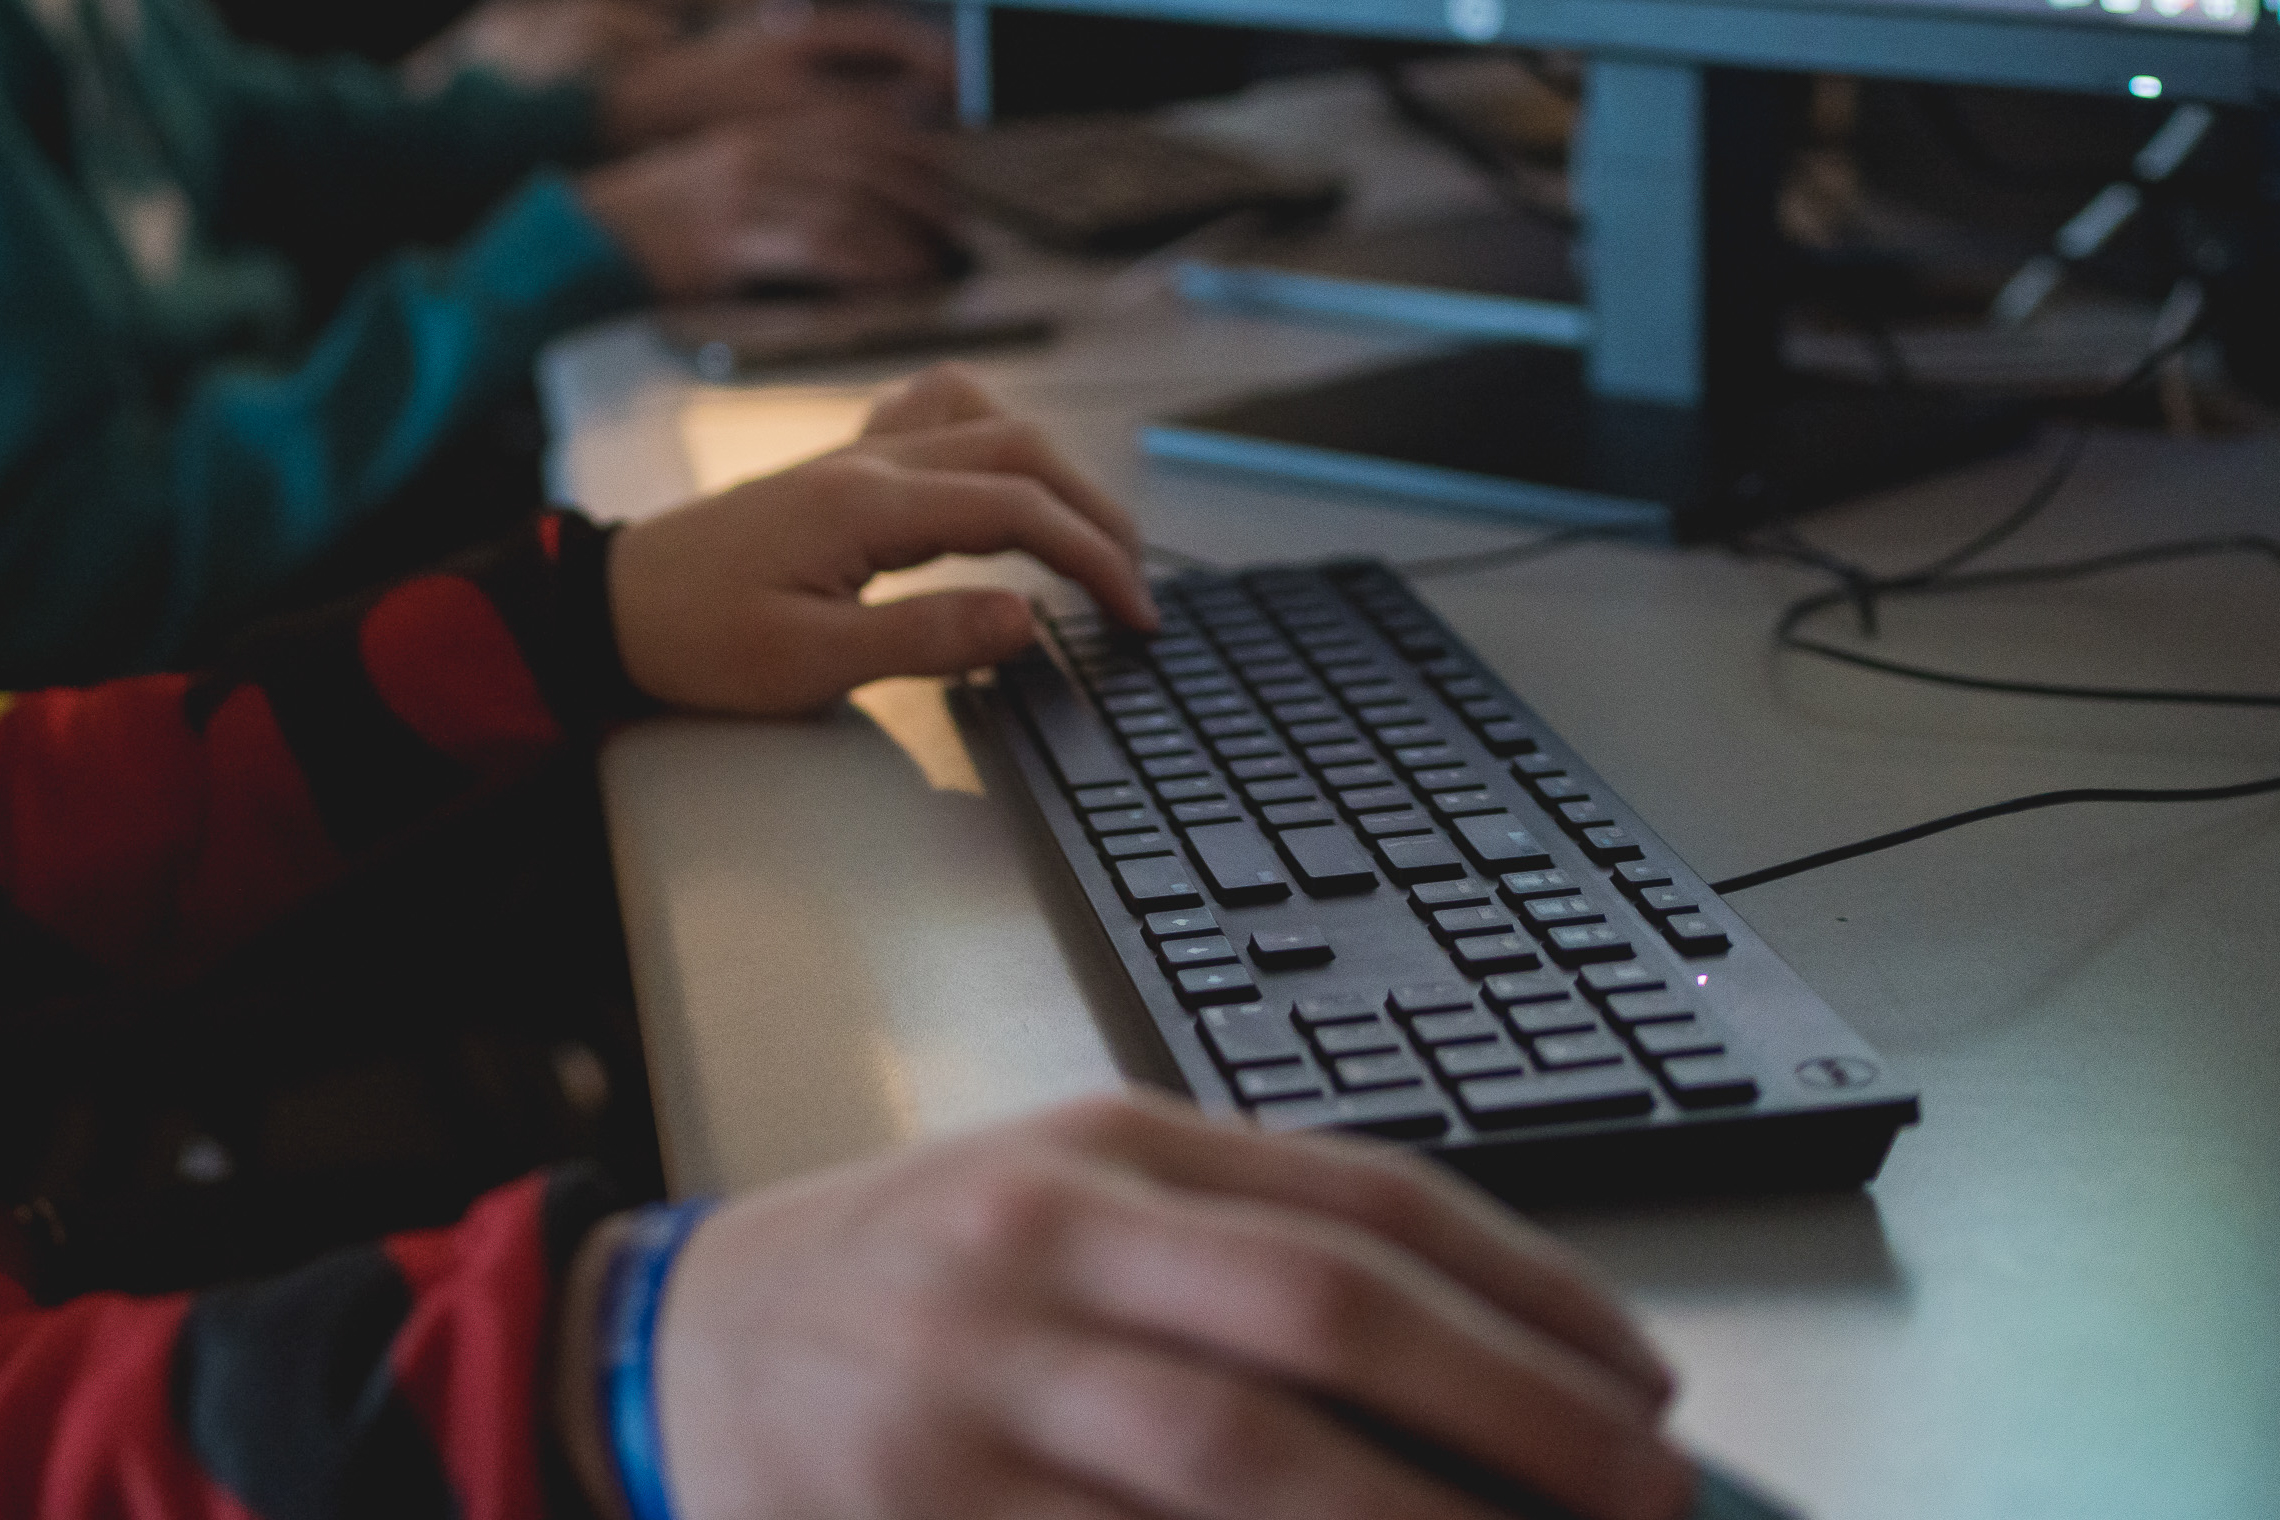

[967,560,1917,1204]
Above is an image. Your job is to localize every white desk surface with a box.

[543,255,2280,1520]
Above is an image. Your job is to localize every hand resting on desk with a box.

[606,364,1161,713]
[556,1093,1696,1520]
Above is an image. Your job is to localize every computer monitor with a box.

[955,0,2264,537]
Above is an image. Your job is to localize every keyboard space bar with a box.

[1003,654,1133,792]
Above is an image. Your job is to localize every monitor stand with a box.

[1144,63,2033,543]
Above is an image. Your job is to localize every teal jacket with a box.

[0,0,648,681]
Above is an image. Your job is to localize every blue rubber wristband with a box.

[598,1198,720,1520]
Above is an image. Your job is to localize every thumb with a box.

[819,588,1037,688]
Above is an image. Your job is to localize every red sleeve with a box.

[0,1169,616,1520]
[0,511,643,986]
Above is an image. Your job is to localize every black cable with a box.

[1711,771,2280,894]
[1773,534,2280,706]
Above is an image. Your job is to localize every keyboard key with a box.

[1235,1061,1322,1102]
[1458,1069,1654,1129]
[1116,712,1180,737]
[1238,660,1308,685]
[1287,720,1360,745]
[1439,676,1492,701]
[1392,744,1464,772]
[1084,807,1157,836]
[1532,775,1591,803]
[1271,700,1341,724]
[1409,766,1476,792]
[1143,907,1218,943]
[1126,734,1194,758]
[1376,724,1442,747]
[1450,933,1541,976]
[1582,824,1646,864]
[1336,1051,1427,1091]
[1170,799,1245,829]
[1230,755,1300,782]
[1639,886,1701,917]
[1007,656,1130,790]
[1153,775,1225,804]
[1512,753,1565,779]
[1338,785,1413,815]
[1433,1037,1527,1079]
[1431,905,1516,943]
[1658,1054,1759,1108]
[1198,1002,1305,1066]
[1313,1017,1399,1055]
[1389,981,1476,1017]
[1482,969,1571,1008]
[1250,926,1335,969]
[1532,1029,1625,1068]
[1141,754,1209,780]
[1343,682,1405,706]
[1114,856,1203,912]
[1359,808,1434,838]
[1101,692,1167,715]
[1176,963,1262,1007]
[1250,1087,1450,1141]
[1277,826,1380,896]
[1579,963,1669,999]
[1255,680,1325,705]
[1161,935,1239,968]
[1074,783,1144,810]
[1321,762,1397,790]
[1479,719,1537,755]
[1260,800,1339,831]
[1555,799,1612,834]
[1087,671,1155,697]
[1633,1017,1725,1058]
[1374,833,1468,884]
[1428,789,1504,819]
[1504,996,1597,1036]
[1498,869,1575,901]
[1158,655,1220,678]
[1602,989,1694,1025]
[1663,913,1733,956]
[1304,741,1376,768]
[1244,777,1318,806]
[1149,635,1209,658]
[1518,895,1605,933]
[1186,822,1293,905]
[1293,991,1382,1025]
[1213,734,1283,760]
[1546,924,1634,966]
[1409,876,1493,915]
[1409,1008,1502,1044]
[1615,860,1677,894]
[1460,700,1517,726]
[1452,815,1554,872]
[1101,830,1176,859]
[1199,712,1265,737]
[1171,674,1235,698]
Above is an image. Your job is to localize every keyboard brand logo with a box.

[1795,1057,1879,1090]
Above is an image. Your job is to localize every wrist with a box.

[592,1199,723,1520]
[556,1215,638,1520]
